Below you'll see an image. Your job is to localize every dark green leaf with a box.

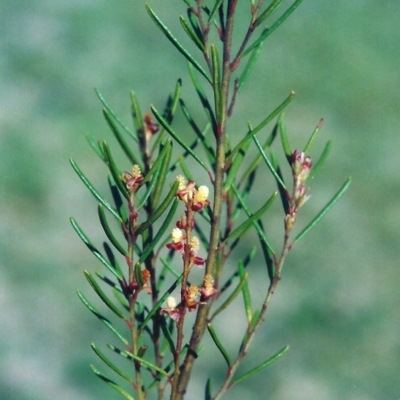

[179,15,205,51]
[238,122,278,186]
[212,272,249,319]
[130,90,144,139]
[85,135,106,161]
[179,99,215,165]
[230,91,294,161]
[231,345,290,387]
[224,191,277,243]
[243,0,305,57]
[150,140,173,208]
[188,63,217,133]
[84,270,127,320]
[278,113,292,161]
[231,185,275,255]
[70,158,121,221]
[146,4,211,83]
[124,350,169,376]
[95,88,137,142]
[304,118,323,153]
[151,105,209,172]
[137,198,179,265]
[207,323,231,367]
[211,44,223,123]
[205,378,212,400]
[255,0,282,25]
[101,142,130,200]
[294,177,352,244]
[77,291,129,345]
[309,140,332,179]
[238,261,252,322]
[238,38,265,91]
[160,316,176,354]
[91,344,133,383]
[208,0,224,22]
[98,204,127,256]
[90,365,135,400]
[103,108,141,167]
[70,218,124,281]
[253,134,286,189]
[136,180,179,235]
[139,274,183,332]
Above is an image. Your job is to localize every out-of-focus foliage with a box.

[0,1,399,399]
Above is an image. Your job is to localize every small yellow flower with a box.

[190,236,200,253]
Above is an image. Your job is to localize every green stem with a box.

[172,1,238,398]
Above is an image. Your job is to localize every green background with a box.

[1,1,399,399]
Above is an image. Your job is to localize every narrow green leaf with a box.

[205,378,212,400]
[134,262,144,287]
[108,175,128,222]
[224,191,277,243]
[103,108,141,167]
[84,270,127,320]
[130,90,145,139]
[231,185,275,255]
[238,261,252,322]
[91,344,133,383]
[243,0,305,57]
[238,39,265,91]
[230,91,294,161]
[70,159,121,221]
[212,272,249,319]
[269,150,289,212]
[77,291,129,345]
[95,271,124,294]
[179,15,205,51]
[137,198,179,265]
[90,365,136,400]
[224,134,252,191]
[70,218,124,281]
[309,140,332,179]
[211,44,223,123]
[151,105,209,172]
[160,316,176,354]
[231,345,290,387]
[136,180,179,235]
[85,135,106,161]
[139,274,183,332]
[95,88,137,142]
[208,0,224,22]
[101,142,130,200]
[303,118,323,154]
[253,134,286,189]
[124,351,169,376]
[240,309,261,351]
[146,4,211,84]
[179,99,215,165]
[278,113,292,161]
[207,324,231,367]
[238,122,279,186]
[188,63,217,133]
[255,0,282,25]
[219,246,257,294]
[150,140,173,208]
[98,204,127,256]
[294,177,352,244]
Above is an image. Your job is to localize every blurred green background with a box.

[1,1,399,399]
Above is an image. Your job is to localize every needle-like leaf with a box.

[146,4,211,83]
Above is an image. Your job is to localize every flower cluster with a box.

[121,164,144,193]
[161,274,217,322]
[162,176,216,321]
[285,150,312,231]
